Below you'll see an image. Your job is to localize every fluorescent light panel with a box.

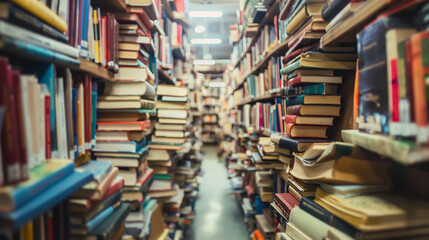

[194,25,206,33]
[194,59,215,65]
[191,38,222,44]
[189,11,223,18]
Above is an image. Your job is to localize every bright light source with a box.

[191,38,222,44]
[189,11,223,18]
[208,81,225,88]
[194,59,215,65]
[194,25,206,33]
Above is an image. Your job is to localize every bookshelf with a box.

[223,0,429,239]
[0,0,201,238]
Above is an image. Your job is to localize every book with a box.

[158,118,187,124]
[103,81,155,99]
[300,197,356,237]
[288,207,353,240]
[281,58,356,75]
[286,95,341,106]
[285,115,334,126]
[154,123,185,131]
[286,105,341,116]
[284,83,339,96]
[114,66,154,84]
[72,167,119,200]
[0,170,93,231]
[97,120,150,131]
[0,160,74,212]
[147,149,170,161]
[271,134,328,152]
[0,21,78,58]
[157,109,188,119]
[314,188,429,232]
[155,101,188,109]
[95,131,147,142]
[78,161,113,190]
[321,0,351,21]
[286,3,325,35]
[0,2,68,42]
[89,203,130,240]
[93,139,147,153]
[97,99,155,109]
[325,2,365,32]
[286,124,329,138]
[154,130,184,138]
[156,84,188,97]
[70,202,119,235]
[290,155,391,185]
[9,0,67,32]
[287,75,342,87]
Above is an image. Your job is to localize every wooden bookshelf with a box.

[227,38,291,99]
[91,0,127,12]
[321,0,392,47]
[75,58,115,81]
[232,0,280,71]
[163,0,191,28]
[237,92,283,106]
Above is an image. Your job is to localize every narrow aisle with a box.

[184,146,249,240]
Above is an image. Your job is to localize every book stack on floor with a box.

[69,160,131,239]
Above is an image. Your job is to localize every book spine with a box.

[7,3,69,43]
[45,93,52,159]
[0,21,78,58]
[9,0,67,32]
[0,58,22,184]
[321,0,350,21]
[12,161,75,211]
[299,197,357,237]
[12,70,29,181]
[91,91,97,148]
[84,74,92,152]
[277,137,299,152]
[68,0,77,47]
[411,31,429,144]
[287,75,302,87]
[286,95,304,106]
[87,205,115,232]
[284,115,297,124]
[106,13,115,69]
[85,190,122,222]
[286,105,302,115]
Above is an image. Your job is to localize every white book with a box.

[57,0,69,24]
[19,75,37,169]
[51,0,59,15]
[55,77,69,159]
[0,20,79,58]
[39,84,49,163]
[31,81,43,166]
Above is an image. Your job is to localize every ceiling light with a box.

[194,25,206,33]
[194,59,215,65]
[191,38,222,44]
[208,81,225,88]
[189,11,223,18]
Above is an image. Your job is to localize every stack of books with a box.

[69,160,129,239]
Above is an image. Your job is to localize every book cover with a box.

[89,203,130,240]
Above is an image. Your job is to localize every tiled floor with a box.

[184,146,249,240]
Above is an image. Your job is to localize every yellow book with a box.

[93,9,101,64]
[20,221,33,240]
[10,0,67,33]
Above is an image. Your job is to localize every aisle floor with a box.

[184,146,249,240]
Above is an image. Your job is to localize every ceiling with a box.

[187,0,239,61]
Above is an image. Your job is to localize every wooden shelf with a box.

[203,113,218,115]
[91,0,127,12]
[237,92,283,106]
[321,0,392,47]
[232,0,280,71]
[74,58,114,81]
[157,67,175,85]
[228,39,291,98]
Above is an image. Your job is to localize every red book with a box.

[11,70,28,180]
[0,58,22,184]
[68,0,77,47]
[101,16,107,67]
[44,93,52,159]
[83,74,92,152]
[106,12,115,70]
[114,18,120,72]
[83,176,124,212]
[136,168,154,186]
[274,193,299,217]
[283,41,320,64]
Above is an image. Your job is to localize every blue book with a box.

[78,160,112,189]
[86,205,116,232]
[0,160,74,213]
[0,169,93,231]
[0,36,79,66]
